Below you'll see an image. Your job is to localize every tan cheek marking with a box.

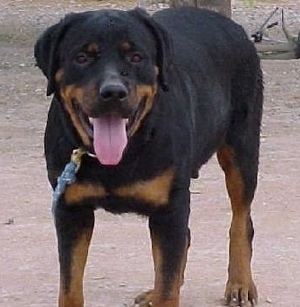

[59,85,91,147]
[55,69,64,83]
[114,168,174,206]
[86,42,99,53]
[128,83,157,137]
[64,183,107,204]
[120,41,131,51]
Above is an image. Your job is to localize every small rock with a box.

[266,297,273,304]
[4,218,14,225]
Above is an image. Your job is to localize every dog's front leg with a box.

[135,189,190,307]
[54,205,95,307]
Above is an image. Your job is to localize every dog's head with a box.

[35,8,172,165]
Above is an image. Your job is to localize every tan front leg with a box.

[54,206,94,307]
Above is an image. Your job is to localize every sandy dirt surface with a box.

[0,0,299,306]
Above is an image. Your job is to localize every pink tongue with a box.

[93,115,128,165]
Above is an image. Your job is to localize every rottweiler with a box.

[35,6,263,307]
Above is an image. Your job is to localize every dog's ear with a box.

[131,8,173,91]
[34,14,76,96]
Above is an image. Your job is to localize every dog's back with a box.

[154,7,263,175]
[153,7,249,69]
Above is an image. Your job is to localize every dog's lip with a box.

[73,102,94,138]
[89,116,129,126]
[126,97,146,132]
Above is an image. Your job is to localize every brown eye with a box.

[130,53,142,63]
[75,52,88,64]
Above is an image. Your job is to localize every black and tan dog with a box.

[35,6,263,307]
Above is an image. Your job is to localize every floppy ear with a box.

[131,8,173,91]
[34,14,76,96]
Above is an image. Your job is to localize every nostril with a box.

[100,89,113,100]
[100,84,128,101]
[118,89,127,100]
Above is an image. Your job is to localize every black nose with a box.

[99,83,128,102]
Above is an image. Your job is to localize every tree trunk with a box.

[169,0,231,17]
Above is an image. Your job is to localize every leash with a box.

[52,148,96,213]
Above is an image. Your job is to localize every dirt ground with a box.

[0,0,299,306]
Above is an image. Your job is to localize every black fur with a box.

[35,7,263,306]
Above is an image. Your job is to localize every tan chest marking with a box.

[114,168,174,206]
[64,183,107,204]
[64,168,174,206]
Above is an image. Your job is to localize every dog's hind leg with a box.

[217,80,262,305]
[217,144,258,306]
[54,206,94,307]
[217,50,262,306]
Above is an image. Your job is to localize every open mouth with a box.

[73,99,146,165]
[73,102,94,138]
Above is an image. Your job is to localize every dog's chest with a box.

[63,161,175,211]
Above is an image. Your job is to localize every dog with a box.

[35,6,263,307]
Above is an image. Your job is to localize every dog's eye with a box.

[75,53,88,64]
[130,53,142,63]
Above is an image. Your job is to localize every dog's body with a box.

[35,7,263,307]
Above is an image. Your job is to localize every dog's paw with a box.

[224,280,258,306]
[134,290,153,306]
